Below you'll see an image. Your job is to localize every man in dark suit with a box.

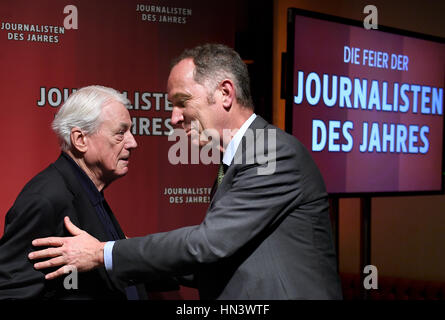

[30,44,342,299]
[0,85,142,299]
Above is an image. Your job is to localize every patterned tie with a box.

[210,161,227,200]
[217,163,226,185]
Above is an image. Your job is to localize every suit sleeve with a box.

[0,193,59,299]
[112,139,320,282]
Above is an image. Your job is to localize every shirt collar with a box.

[222,113,257,166]
[62,152,104,206]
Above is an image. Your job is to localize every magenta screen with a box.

[286,9,445,195]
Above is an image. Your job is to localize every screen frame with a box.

[285,7,445,197]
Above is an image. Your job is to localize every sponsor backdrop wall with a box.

[0,0,236,299]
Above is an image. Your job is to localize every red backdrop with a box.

[0,0,236,299]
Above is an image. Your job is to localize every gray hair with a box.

[52,85,129,151]
[171,43,254,109]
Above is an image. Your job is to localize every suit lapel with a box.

[209,116,269,206]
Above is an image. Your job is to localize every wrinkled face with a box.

[85,100,137,185]
[167,58,220,147]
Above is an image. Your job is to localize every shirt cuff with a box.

[104,241,115,272]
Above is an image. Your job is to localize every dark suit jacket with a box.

[0,154,131,299]
[112,116,343,299]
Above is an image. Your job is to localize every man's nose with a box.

[125,131,138,149]
[171,106,184,126]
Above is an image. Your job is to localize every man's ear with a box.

[219,79,235,110]
[70,128,88,153]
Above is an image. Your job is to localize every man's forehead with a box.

[169,59,195,83]
[168,59,202,94]
[101,101,130,121]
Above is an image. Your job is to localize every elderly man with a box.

[0,85,140,299]
[30,44,342,299]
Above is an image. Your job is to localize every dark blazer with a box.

[0,154,130,299]
[112,116,343,299]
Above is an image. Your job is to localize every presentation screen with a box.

[286,8,445,196]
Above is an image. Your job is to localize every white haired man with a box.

[0,85,141,299]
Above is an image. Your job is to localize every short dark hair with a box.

[171,43,254,109]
